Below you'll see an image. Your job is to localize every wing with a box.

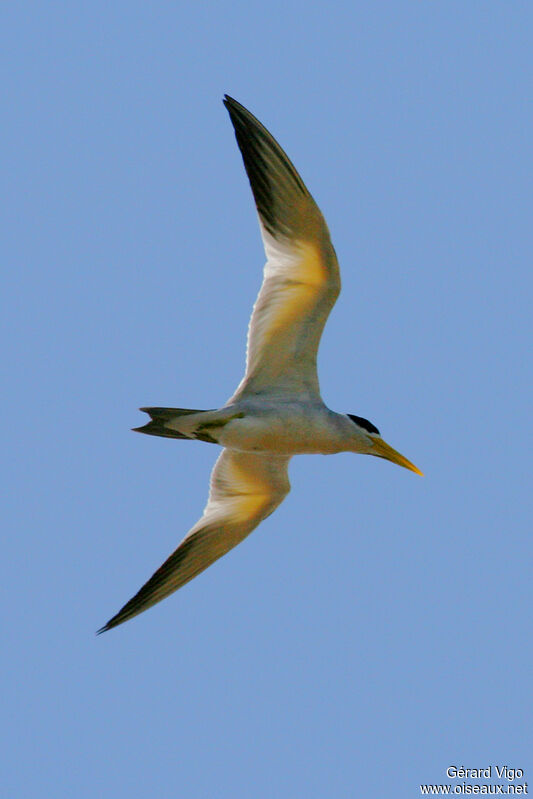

[224,96,341,401]
[99,449,291,631]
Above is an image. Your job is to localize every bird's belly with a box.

[217,410,343,455]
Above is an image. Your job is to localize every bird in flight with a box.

[99,95,422,633]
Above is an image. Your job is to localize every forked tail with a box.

[133,407,210,440]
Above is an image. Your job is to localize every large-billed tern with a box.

[99,95,422,633]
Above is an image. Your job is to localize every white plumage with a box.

[99,95,421,632]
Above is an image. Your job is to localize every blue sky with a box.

[3,2,532,796]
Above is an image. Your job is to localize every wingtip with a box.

[97,614,122,634]
[223,94,246,118]
[223,95,238,117]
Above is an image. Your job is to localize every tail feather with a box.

[133,407,210,440]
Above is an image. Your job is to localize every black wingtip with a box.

[222,94,245,121]
[221,93,312,240]
[222,95,259,127]
[97,614,123,634]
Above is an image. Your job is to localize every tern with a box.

[99,95,422,633]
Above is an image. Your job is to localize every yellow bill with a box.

[369,437,423,476]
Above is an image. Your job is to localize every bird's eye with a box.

[348,414,380,435]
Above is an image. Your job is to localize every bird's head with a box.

[347,414,423,476]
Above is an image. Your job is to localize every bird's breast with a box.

[217,405,346,455]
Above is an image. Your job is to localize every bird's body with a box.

[99,95,422,633]
[156,402,364,455]
[217,402,358,456]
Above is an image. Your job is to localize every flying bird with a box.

[99,95,422,633]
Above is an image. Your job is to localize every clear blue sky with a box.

[3,2,532,796]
